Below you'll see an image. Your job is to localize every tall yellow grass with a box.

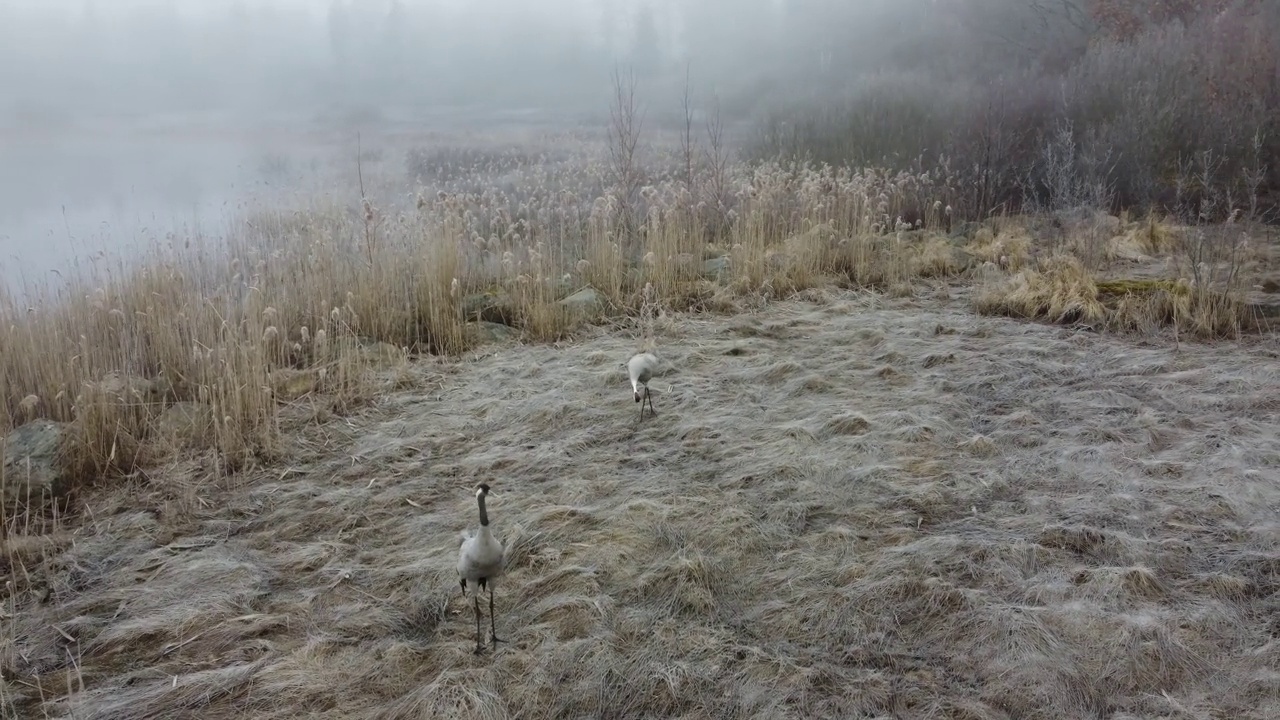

[0,152,1267,521]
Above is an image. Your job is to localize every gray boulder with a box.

[949,221,982,242]
[462,290,518,325]
[465,321,517,345]
[2,419,74,512]
[152,402,216,450]
[951,247,979,271]
[703,255,731,280]
[558,287,602,317]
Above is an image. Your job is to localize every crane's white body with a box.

[626,352,661,420]
[458,525,505,587]
[457,484,506,653]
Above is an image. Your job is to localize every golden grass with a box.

[1106,213,1183,262]
[0,160,981,518]
[0,143,1270,526]
[975,254,1260,339]
[965,223,1033,270]
[974,254,1108,325]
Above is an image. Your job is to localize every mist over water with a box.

[0,111,412,292]
[0,0,822,295]
[0,106,593,293]
[1,125,266,289]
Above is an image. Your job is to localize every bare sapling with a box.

[1241,128,1267,223]
[607,65,646,253]
[703,92,731,241]
[680,62,697,197]
[357,132,378,266]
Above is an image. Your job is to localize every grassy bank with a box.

[1,147,1275,526]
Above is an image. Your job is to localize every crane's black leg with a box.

[473,591,484,654]
[645,386,657,417]
[459,577,467,597]
[489,585,506,647]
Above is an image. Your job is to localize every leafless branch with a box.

[607,64,645,241]
[680,62,697,195]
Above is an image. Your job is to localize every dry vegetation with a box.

[755,1,1280,223]
[2,83,1280,717]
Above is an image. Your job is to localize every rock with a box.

[949,221,981,242]
[951,247,978,270]
[270,368,318,400]
[1261,279,1279,294]
[894,229,929,244]
[1056,208,1121,235]
[465,321,516,345]
[152,402,215,449]
[974,261,1004,283]
[1108,234,1151,262]
[2,419,74,512]
[357,340,405,368]
[785,223,838,253]
[95,371,156,400]
[764,248,791,270]
[462,290,518,325]
[557,287,602,317]
[147,373,187,403]
[970,227,996,247]
[78,371,161,408]
[703,255,731,279]
[1247,301,1280,321]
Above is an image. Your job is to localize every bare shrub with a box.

[607,65,647,251]
[750,2,1280,222]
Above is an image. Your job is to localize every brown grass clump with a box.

[817,230,970,291]
[1106,214,1183,262]
[975,255,1260,339]
[974,254,1107,325]
[965,223,1033,270]
[1099,278,1253,339]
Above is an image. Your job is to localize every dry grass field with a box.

[2,127,1279,719]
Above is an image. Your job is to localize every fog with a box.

[0,0,1068,289]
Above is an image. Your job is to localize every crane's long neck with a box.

[476,492,490,527]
